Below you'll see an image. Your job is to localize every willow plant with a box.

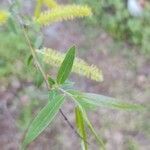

[0,0,144,150]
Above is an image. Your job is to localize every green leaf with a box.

[57,46,76,84]
[22,94,65,148]
[69,91,96,110]
[34,72,44,88]
[48,76,55,86]
[34,35,43,49]
[7,17,18,34]
[60,80,75,91]
[48,90,57,100]
[27,55,33,66]
[75,107,88,150]
[70,91,144,111]
[76,102,105,150]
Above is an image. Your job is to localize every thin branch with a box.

[22,22,84,144]
[59,109,89,145]
[8,0,86,143]
[22,28,49,88]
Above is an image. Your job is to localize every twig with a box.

[59,109,89,144]
[8,0,87,143]
[22,22,85,144]
[22,28,49,88]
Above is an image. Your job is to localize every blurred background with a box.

[0,0,150,149]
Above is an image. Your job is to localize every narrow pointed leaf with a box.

[48,76,55,86]
[22,94,65,148]
[57,46,75,84]
[75,107,88,150]
[34,72,44,88]
[8,17,18,34]
[34,35,43,49]
[75,102,105,150]
[69,91,144,111]
[61,80,75,91]
[27,55,33,66]
[48,90,57,101]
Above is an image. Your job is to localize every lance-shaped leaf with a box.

[27,55,33,66]
[69,91,144,111]
[22,94,65,148]
[48,76,55,86]
[75,107,88,150]
[75,101,105,150]
[7,17,18,34]
[57,46,75,84]
[60,80,75,91]
[34,71,44,88]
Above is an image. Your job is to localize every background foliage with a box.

[73,0,150,54]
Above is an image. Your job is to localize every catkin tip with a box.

[34,5,92,26]
[36,48,103,82]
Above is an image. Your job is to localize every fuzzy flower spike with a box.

[36,48,103,82]
[44,0,58,8]
[35,5,92,26]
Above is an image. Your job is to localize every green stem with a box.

[22,27,84,145]
[22,28,49,88]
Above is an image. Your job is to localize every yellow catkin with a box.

[44,0,58,8]
[34,0,44,18]
[0,10,9,24]
[35,5,92,25]
[36,48,103,82]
